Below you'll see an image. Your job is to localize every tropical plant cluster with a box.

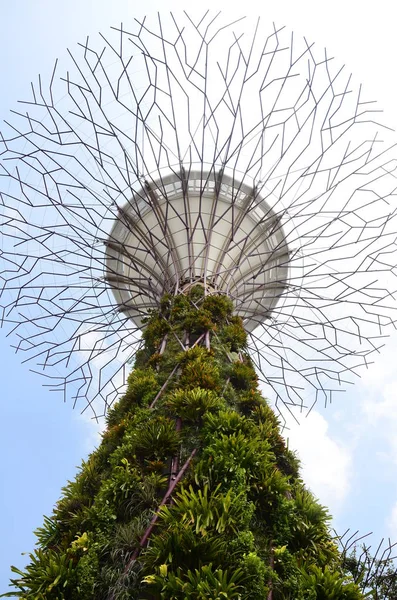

[3,289,365,599]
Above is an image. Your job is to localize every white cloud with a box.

[286,410,352,516]
[363,381,397,420]
[73,409,104,453]
[387,501,397,540]
[359,336,397,463]
[359,332,397,388]
[361,380,397,465]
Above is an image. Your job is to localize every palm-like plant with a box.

[144,564,245,599]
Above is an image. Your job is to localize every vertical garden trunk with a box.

[4,288,364,599]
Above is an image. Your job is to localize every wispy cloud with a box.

[286,410,352,517]
[387,501,397,540]
[358,335,397,465]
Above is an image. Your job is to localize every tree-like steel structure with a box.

[1,13,397,419]
[3,12,397,600]
[338,531,397,598]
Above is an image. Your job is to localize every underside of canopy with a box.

[105,170,290,332]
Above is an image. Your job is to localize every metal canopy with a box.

[105,170,289,332]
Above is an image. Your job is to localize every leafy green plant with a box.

[158,483,252,536]
[182,308,215,333]
[2,548,76,599]
[201,294,233,322]
[34,515,61,550]
[106,368,160,426]
[134,417,180,461]
[142,314,171,352]
[220,320,248,351]
[165,387,223,422]
[300,564,363,599]
[179,349,221,390]
[3,293,367,600]
[230,361,258,390]
[144,563,245,599]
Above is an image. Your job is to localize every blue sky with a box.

[1,0,397,595]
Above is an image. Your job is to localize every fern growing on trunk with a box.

[2,288,363,599]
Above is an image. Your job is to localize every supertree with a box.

[1,12,397,599]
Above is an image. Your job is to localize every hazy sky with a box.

[1,0,397,595]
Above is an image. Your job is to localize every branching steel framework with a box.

[1,12,397,420]
[337,530,397,596]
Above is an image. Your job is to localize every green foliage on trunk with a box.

[2,289,364,599]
